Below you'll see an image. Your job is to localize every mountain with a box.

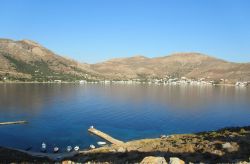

[1,38,249,83]
[0,39,99,81]
[91,53,250,82]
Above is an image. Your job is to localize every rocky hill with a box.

[0,39,99,81]
[91,53,250,83]
[1,38,250,83]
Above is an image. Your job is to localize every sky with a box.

[0,0,250,63]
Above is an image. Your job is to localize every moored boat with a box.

[53,147,59,153]
[97,141,106,146]
[89,144,95,149]
[74,146,80,151]
[67,146,72,152]
[41,142,46,152]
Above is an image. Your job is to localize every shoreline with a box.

[1,125,250,163]
[0,81,241,87]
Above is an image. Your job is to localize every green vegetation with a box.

[3,54,39,75]
[136,73,150,82]
[2,54,89,82]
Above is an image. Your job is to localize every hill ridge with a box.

[0,38,250,83]
[0,38,99,81]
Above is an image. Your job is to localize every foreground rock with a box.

[74,126,250,163]
[169,157,185,164]
[0,147,50,163]
[140,156,167,164]
[1,126,250,163]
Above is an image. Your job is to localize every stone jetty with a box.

[88,127,124,145]
[0,120,28,125]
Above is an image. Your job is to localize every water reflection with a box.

[86,84,250,110]
[0,83,82,113]
[0,83,249,151]
[0,84,249,114]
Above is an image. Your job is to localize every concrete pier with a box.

[0,120,28,125]
[88,127,124,145]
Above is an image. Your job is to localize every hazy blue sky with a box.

[0,0,250,63]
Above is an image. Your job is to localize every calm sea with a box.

[0,83,250,152]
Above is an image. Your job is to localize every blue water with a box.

[0,83,250,152]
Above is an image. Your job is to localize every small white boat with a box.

[42,142,46,149]
[97,141,107,146]
[89,144,95,149]
[54,147,59,153]
[41,142,46,152]
[90,125,94,129]
[74,146,80,151]
[67,146,72,152]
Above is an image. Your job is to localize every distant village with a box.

[77,76,249,87]
[1,74,249,87]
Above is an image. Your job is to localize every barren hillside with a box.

[1,38,249,83]
[91,53,250,82]
[0,39,98,81]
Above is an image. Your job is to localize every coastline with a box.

[0,81,78,84]
[1,125,250,163]
[0,81,240,87]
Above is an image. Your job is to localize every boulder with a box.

[212,150,224,156]
[222,142,232,149]
[235,162,250,164]
[169,157,185,164]
[116,147,126,153]
[140,156,167,164]
[62,160,75,164]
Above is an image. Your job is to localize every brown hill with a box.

[91,53,250,82]
[1,38,249,83]
[0,39,98,81]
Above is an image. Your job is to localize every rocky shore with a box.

[1,126,250,163]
